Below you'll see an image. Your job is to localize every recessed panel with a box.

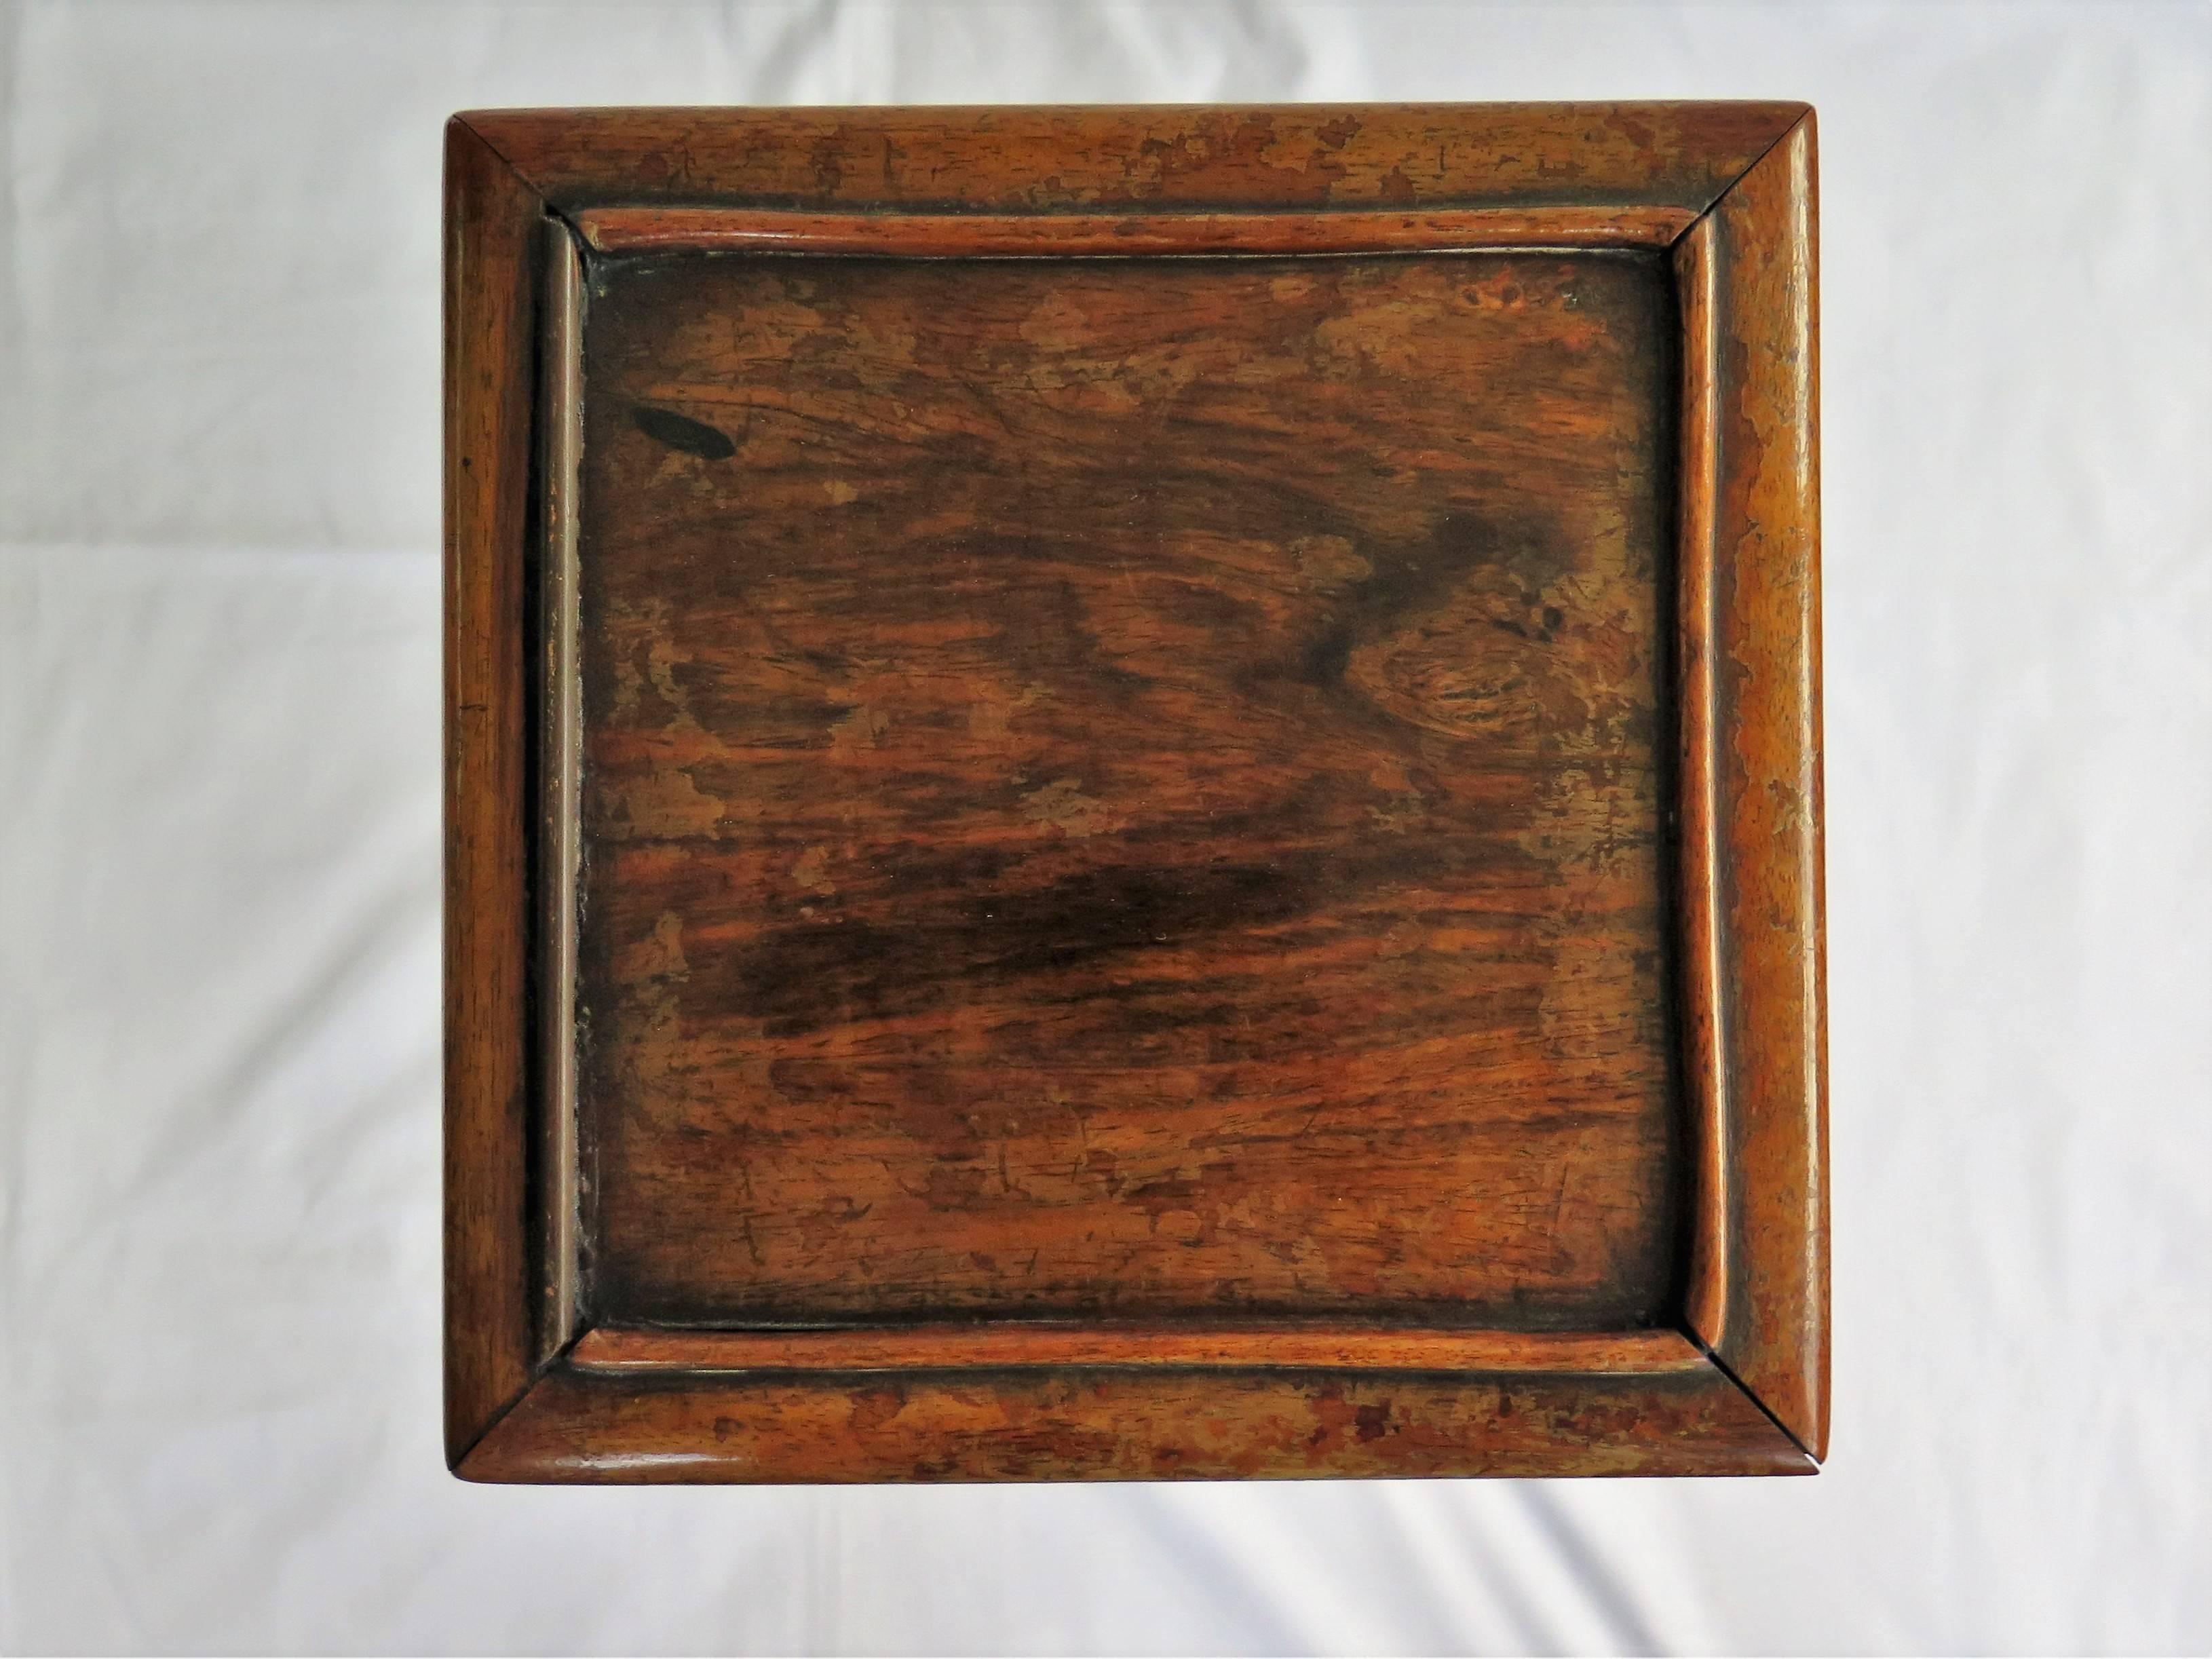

[573,249,1679,1330]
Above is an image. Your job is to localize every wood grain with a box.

[1704,113,1827,1455]
[443,117,544,1461]
[457,1353,1812,1482]
[575,249,1682,1333]
[459,103,1808,217]
[442,102,1827,1482]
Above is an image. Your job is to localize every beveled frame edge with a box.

[455,1351,1810,1483]
[444,105,1824,1480]
[1683,113,1827,1459]
[456,101,1810,218]
[444,118,543,1464]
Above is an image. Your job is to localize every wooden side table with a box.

[444,102,1825,1482]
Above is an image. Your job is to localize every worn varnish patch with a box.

[574,250,1680,1330]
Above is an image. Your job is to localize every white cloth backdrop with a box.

[1,2,2205,1652]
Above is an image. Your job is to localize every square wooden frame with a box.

[445,103,1825,1482]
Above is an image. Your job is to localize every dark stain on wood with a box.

[630,402,736,459]
[570,248,1682,1333]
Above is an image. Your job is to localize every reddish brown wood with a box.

[534,220,585,1364]
[1673,211,1731,1348]
[457,1354,1810,1483]
[459,103,1808,216]
[577,248,1681,1333]
[443,118,544,1462]
[442,103,1826,1483]
[573,204,1697,256]
[571,1324,1704,1375]
[1700,112,1827,1457]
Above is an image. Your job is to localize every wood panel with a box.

[574,249,1682,1331]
